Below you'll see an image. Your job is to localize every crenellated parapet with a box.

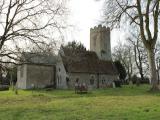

[90,24,110,33]
[90,24,112,61]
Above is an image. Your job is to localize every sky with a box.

[65,0,126,50]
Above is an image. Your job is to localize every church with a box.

[17,25,119,89]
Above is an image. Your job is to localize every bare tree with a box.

[0,0,68,66]
[155,42,160,83]
[104,0,160,91]
[112,42,134,83]
[128,32,149,84]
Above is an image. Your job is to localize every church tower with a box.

[90,25,112,61]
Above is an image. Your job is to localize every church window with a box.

[66,77,69,82]
[76,78,79,83]
[90,76,94,85]
[102,77,106,84]
[66,77,69,86]
[101,50,106,57]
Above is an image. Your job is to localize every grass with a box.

[0,85,160,120]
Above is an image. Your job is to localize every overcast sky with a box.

[65,0,126,50]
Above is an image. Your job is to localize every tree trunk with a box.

[147,49,159,91]
[157,70,159,84]
[139,67,144,82]
[0,66,2,85]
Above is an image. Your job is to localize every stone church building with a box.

[17,25,119,89]
[17,53,57,89]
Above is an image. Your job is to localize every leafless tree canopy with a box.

[0,0,68,65]
[104,0,160,90]
[104,0,160,47]
[112,41,134,82]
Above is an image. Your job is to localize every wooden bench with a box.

[75,84,88,94]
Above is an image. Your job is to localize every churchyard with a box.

[0,85,160,120]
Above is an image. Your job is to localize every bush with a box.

[0,85,9,91]
[131,75,150,84]
[114,80,121,87]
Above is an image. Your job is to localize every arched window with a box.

[102,77,105,84]
[66,77,69,86]
[76,78,79,83]
[66,77,69,82]
[90,76,94,85]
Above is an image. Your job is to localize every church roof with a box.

[61,48,118,75]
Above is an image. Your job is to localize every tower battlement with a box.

[90,25,110,33]
[90,24,112,61]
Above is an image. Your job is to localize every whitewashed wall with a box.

[17,64,27,89]
[56,54,68,89]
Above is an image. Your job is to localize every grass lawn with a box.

[0,85,160,120]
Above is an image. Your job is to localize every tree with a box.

[0,0,67,66]
[155,42,160,83]
[104,0,160,91]
[6,66,17,85]
[112,42,134,83]
[127,32,149,83]
[62,41,86,51]
[114,60,127,83]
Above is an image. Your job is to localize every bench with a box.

[75,84,88,94]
